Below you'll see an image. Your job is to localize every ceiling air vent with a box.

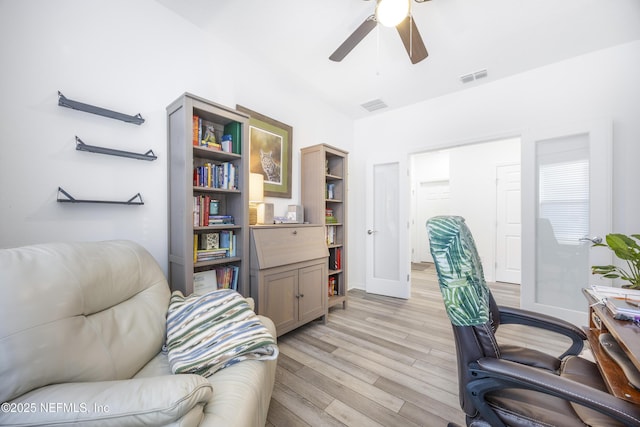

[361,99,388,112]
[460,69,488,84]
[460,73,474,84]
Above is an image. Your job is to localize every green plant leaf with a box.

[591,233,640,287]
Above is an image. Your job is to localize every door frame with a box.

[365,156,411,299]
[408,135,521,283]
[415,179,450,263]
[521,119,612,325]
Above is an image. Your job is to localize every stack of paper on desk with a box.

[587,285,640,320]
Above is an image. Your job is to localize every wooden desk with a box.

[584,289,640,404]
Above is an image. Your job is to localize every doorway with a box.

[415,180,450,263]
[410,137,521,284]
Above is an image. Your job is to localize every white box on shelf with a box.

[287,205,304,223]
[257,203,274,224]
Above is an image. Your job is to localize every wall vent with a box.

[361,98,388,112]
[460,69,488,84]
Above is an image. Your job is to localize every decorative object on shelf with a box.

[287,205,304,224]
[56,186,144,205]
[236,105,292,198]
[592,233,640,289]
[58,91,145,125]
[257,203,274,225]
[75,136,157,161]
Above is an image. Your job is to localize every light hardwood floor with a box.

[266,263,573,427]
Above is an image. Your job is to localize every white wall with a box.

[0,0,353,275]
[350,41,640,290]
[2,1,638,294]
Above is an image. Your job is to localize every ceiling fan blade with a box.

[396,14,428,64]
[329,15,377,62]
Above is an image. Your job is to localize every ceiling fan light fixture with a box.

[375,0,409,27]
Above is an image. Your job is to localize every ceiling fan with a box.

[329,0,431,65]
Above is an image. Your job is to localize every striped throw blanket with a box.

[165,288,278,377]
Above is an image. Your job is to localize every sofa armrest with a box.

[0,375,212,427]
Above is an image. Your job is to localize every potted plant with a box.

[592,233,640,289]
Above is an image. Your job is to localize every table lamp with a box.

[249,173,264,225]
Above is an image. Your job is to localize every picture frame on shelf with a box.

[237,105,292,198]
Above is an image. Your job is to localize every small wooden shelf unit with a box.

[301,144,348,310]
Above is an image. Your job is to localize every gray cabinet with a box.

[250,224,328,336]
[167,93,249,296]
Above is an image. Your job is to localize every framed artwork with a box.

[237,105,292,198]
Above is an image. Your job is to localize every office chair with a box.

[426,215,640,427]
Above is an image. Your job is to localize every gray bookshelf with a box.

[167,93,249,296]
[301,143,348,309]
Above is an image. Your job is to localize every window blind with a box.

[539,160,589,244]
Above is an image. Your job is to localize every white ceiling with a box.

[156,0,640,119]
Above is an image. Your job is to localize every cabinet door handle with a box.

[296,293,304,298]
[292,230,297,235]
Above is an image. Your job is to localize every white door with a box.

[495,165,521,284]
[366,158,411,299]
[521,120,612,326]
[416,181,450,263]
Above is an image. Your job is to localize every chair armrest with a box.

[499,306,586,358]
[471,357,640,427]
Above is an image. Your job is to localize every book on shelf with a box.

[326,183,335,199]
[196,248,228,262]
[194,265,239,293]
[193,233,231,262]
[193,196,200,227]
[193,198,235,227]
[214,265,239,290]
[194,269,217,295]
[193,115,199,146]
[193,162,238,190]
[326,225,336,245]
[329,247,341,271]
[208,215,234,225]
[328,276,337,297]
[219,230,236,257]
[223,121,242,154]
[221,135,232,153]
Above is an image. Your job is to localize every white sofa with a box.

[0,240,277,427]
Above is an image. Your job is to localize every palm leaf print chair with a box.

[426,215,640,427]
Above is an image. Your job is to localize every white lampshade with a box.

[249,173,264,203]
[376,0,409,27]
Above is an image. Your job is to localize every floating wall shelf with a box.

[57,187,144,205]
[58,91,145,125]
[75,137,157,161]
